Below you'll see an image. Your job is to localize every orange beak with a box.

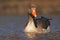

[32,8,37,17]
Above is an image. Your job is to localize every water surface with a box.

[0,15,60,40]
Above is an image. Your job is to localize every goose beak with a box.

[32,8,37,17]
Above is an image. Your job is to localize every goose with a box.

[24,5,51,34]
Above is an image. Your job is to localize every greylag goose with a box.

[24,4,51,34]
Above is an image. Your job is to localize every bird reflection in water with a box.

[24,32,36,38]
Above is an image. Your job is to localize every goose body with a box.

[24,14,50,33]
[24,5,51,33]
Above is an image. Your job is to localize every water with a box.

[0,15,60,40]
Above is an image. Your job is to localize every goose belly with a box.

[24,17,37,32]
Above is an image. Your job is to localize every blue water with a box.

[0,15,60,40]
